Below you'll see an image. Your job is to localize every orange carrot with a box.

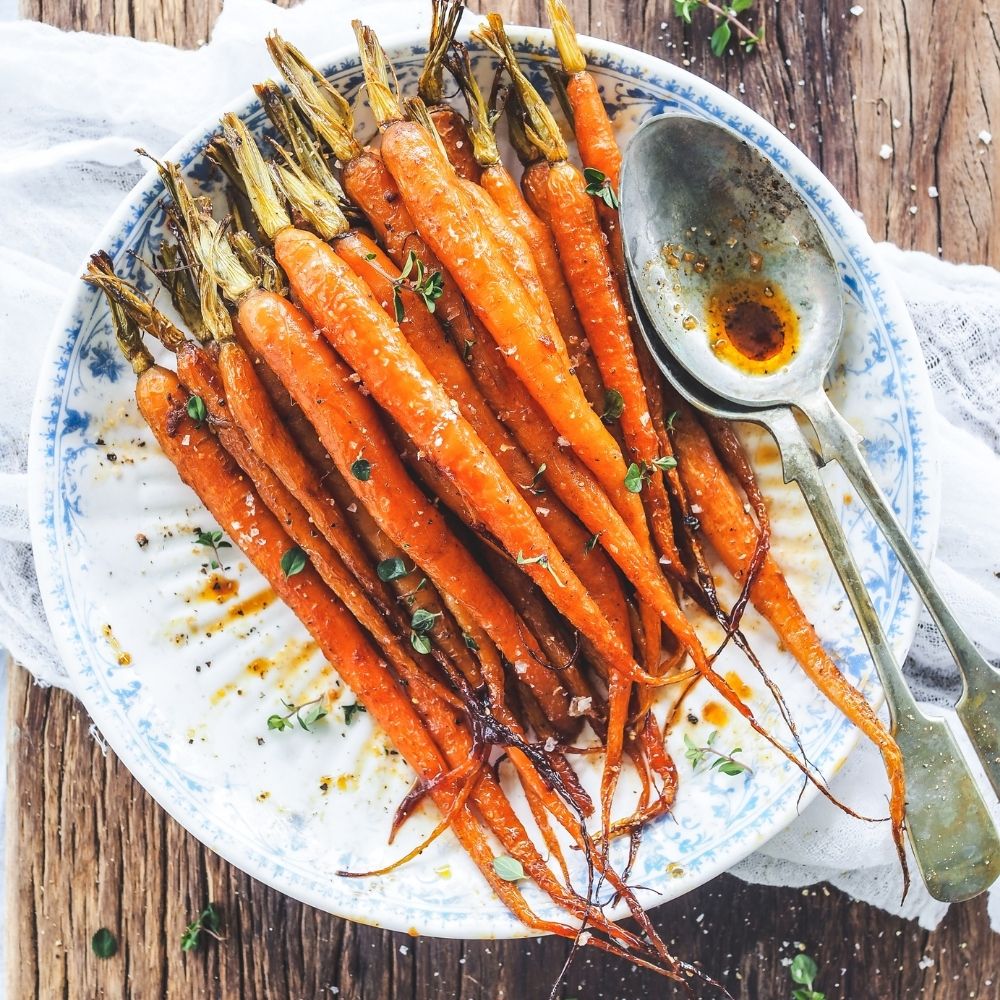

[418,0,481,184]
[668,399,908,874]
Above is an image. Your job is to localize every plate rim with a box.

[28,23,941,938]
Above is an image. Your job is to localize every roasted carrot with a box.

[447,41,604,408]
[667,398,908,875]
[418,0,481,183]
[335,229,627,649]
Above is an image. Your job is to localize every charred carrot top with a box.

[418,0,480,183]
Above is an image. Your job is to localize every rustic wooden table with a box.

[9,1,1000,998]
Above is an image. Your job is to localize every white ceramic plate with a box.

[29,25,937,938]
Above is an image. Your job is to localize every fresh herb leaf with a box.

[181,904,222,952]
[652,455,678,472]
[186,394,207,427]
[462,632,480,651]
[411,631,432,655]
[267,696,328,734]
[393,287,405,324]
[624,462,645,493]
[684,730,751,777]
[666,410,679,431]
[343,701,367,725]
[393,251,444,317]
[671,0,762,57]
[583,167,620,209]
[195,527,231,570]
[492,855,526,881]
[710,19,732,56]
[92,928,117,958]
[602,388,625,422]
[280,545,307,578]
[364,252,377,260]
[350,458,372,481]
[376,557,409,582]
[790,954,819,987]
[399,250,417,280]
[584,530,605,553]
[417,269,444,312]
[411,607,441,635]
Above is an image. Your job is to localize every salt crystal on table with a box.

[849,4,864,13]
[978,129,992,145]
[892,118,901,129]
[928,185,939,197]
[879,143,893,159]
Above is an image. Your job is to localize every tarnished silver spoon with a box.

[619,112,1000,902]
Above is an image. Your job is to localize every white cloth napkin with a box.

[1,0,998,939]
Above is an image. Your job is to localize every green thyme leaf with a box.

[624,462,645,493]
[267,714,291,732]
[411,631,432,655]
[652,455,678,472]
[92,928,117,958]
[790,954,819,988]
[411,607,441,635]
[298,701,328,731]
[267,696,327,735]
[583,166,620,209]
[602,388,625,422]
[364,252,377,260]
[376,557,409,582]
[195,527,231,571]
[343,701,367,725]
[666,410,679,431]
[186,394,207,427]
[400,250,417,280]
[181,904,222,952]
[280,545,307,578]
[462,632,480,651]
[492,855,526,881]
[351,458,372,481]
[393,287,405,324]
[711,19,732,56]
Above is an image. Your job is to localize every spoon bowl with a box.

[620,113,844,408]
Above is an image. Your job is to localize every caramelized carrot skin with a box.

[335,229,626,650]
[275,227,652,689]
[668,401,907,841]
[235,285,582,716]
[566,73,621,185]
[379,121,663,576]
[430,105,481,183]
[479,162,603,407]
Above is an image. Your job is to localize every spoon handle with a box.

[764,406,1000,901]
[800,390,1000,799]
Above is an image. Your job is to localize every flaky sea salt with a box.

[928,185,939,198]
[849,4,864,13]
[978,129,992,145]
[878,143,893,160]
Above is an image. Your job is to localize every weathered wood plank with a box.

[10,0,1000,998]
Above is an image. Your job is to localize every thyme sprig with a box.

[195,528,231,570]
[683,730,751,776]
[180,904,223,952]
[267,695,329,733]
[392,250,444,322]
[673,0,763,56]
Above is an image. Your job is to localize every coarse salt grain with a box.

[908,205,918,214]
[569,696,593,716]
[849,4,864,13]
[878,144,893,160]
[928,185,939,197]
[979,130,993,145]
[544,736,558,752]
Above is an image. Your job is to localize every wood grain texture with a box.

[10,1,1000,998]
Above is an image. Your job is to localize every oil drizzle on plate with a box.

[706,278,799,374]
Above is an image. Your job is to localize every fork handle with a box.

[763,405,999,901]
[800,390,1000,799]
